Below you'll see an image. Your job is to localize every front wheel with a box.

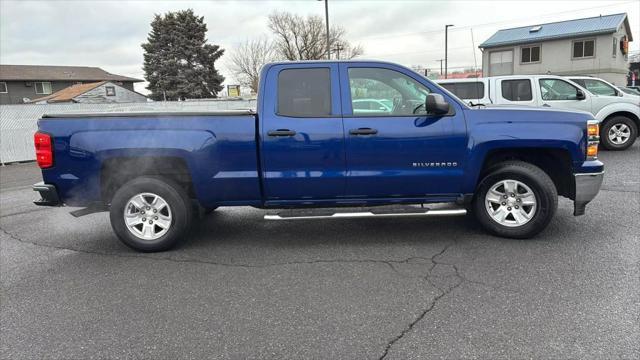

[600,116,637,150]
[473,161,558,239]
[109,176,193,252]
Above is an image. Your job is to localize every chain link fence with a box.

[0,99,256,164]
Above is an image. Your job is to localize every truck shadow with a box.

[184,209,487,250]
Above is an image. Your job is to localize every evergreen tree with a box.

[142,9,224,100]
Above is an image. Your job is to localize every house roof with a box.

[29,81,107,103]
[479,13,632,49]
[0,65,143,82]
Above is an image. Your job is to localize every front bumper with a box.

[573,172,604,216]
[33,182,62,206]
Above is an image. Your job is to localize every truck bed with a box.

[38,111,262,208]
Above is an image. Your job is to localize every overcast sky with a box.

[1,0,638,94]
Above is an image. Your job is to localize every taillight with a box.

[586,120,599,161]
[34,132,53,168]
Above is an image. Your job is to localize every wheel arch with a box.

[596,104,640,129]
[476,148,575,200]
[602,111,640,130]
[100,156,195,205]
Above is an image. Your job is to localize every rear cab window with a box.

[440,82,485,100]
[500,79,533,102]
[277,68,331,117]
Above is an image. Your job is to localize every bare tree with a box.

[268,11,363,61]
[229,37,277,93]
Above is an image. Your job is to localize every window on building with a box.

[0,82,7,93]
[573,39,595,59]
[105,86,116,96]
[501,79,533,101]
[521,45,541,63]
[539,79,580,100]
[489,50,514,76]
[348,67,430,116]
[612,37,617,58]
[34,82,52,95]
[277,68,331,117]
[439,82,485,100]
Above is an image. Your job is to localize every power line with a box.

[351,0,636,42]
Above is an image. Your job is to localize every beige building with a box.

[479,13,633,85]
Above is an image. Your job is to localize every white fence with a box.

[0,99,257,164]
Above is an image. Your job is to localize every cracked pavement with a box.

[1,142,639,359]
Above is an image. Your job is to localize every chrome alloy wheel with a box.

[608,123,631,145]
[485,179,537,227]
[123,192,172,240]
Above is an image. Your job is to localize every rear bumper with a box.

[573,172,604,216]
[33,182,62,206]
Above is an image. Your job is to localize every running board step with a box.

[264,205,467,221]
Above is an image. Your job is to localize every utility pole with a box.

[332,43,344,59]
[444,24,454,79]
[435,59,444,77]
[318,0,330,59]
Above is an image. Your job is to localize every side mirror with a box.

[576,89,586,100]
[425,93,450,114]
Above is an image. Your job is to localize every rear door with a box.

[260,64,346,202]
[339,63,467,199]
[494,78,537,106]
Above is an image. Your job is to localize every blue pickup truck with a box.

[33,60,604,252]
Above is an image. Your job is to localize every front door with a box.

[538,78,592,114]
[339,64,467,200]
[260,64,345,202]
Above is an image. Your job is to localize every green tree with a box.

[142,9,225,100]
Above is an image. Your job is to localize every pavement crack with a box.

[0,226,438,271]
[378,241,462,360]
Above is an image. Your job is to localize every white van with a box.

[436,75,640,150]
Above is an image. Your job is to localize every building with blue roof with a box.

[479,13,633,85]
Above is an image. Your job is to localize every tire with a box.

[473,161,558,239]
[203,207,218,214]
[600,116,637,150]
[109,176,193,252]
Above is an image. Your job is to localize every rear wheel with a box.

[110,176,192,252]
[600,116,637,150]
[473,161,557,239]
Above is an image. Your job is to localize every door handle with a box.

[542,103,551,107]
[349,128,378,135]
[267,129,297,137]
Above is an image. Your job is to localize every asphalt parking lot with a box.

[1,143,638,359]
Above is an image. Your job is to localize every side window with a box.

[500,79,532,101]
[348,67,430,116]
[582,79,617,96]
[440,82,485,100]
[278,68,331,117]
[0,82,7,93]
[539,79,579,100]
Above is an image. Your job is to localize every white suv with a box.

[436,75,640,150]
